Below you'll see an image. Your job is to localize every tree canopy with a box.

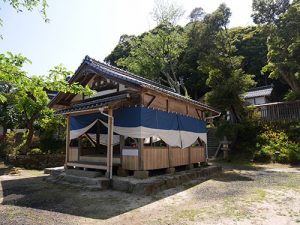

[0,52,93,152]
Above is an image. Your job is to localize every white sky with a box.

[0,0,253,75]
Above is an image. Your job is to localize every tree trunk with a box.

[23,119,34,154]
[229,105,241,123]
[282,73,300,96]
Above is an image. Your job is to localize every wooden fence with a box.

[252,100,300,122]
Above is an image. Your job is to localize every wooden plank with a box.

[122,154,139,170]
[190,147,206,163]
[170,147,189,167]
[143,147,169,170]
[68,147,78,162]
[169,99,186,114]
[66,162,107,170]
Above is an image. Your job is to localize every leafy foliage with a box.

[0,52,93,153]
[201,4,256,122]
[252,0,290,24]
[117,24,188,95]
[255,125,300,163]
[262,1,300,95]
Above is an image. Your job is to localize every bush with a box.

[253,125,300,163]
[28,148,43,155]
[253,146,272,163]
[216,119,300,164]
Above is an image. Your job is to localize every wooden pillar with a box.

[65,114,70,166]
[166,99,172,168]
[106,108,113,179]
[96,120,100,152]
[138,138,144,170]
[78,136,81,161]
[119,135,125,166]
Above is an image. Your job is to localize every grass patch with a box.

[176,209,200,221]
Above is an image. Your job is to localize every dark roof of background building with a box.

[245,85,274,99]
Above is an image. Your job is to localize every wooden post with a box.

[96,120,101,152]
[78,136,81,161]
[119,135,125,166]
[106,107,113,179]
[65,114,70,167]
[138,138,144,170]
[166,99,172,168]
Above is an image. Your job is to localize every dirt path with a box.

[0,161,299,225]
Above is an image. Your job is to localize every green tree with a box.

[104,34,136,68]
[0,52,93,153]
[229,26,269,86]
[202,4,256,122]
[260,1,300,96]
[117,24,188,95]
[252,0,290,24]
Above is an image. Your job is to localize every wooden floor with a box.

[79,154,121,164]
[67,154,121,170]
[67,161,108,170]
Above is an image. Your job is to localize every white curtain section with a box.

[70,120,98,140]
[144,135,161,144]
[101,121,207,149]
[86,133,120,146]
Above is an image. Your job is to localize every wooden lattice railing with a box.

[251,100,300,122]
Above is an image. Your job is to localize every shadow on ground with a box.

[0,169,218,220]
[2,161,298,220]
[212,171,254,182]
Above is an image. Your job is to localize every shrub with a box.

[28,148,43,155]
[216,119,300,164]
[254,125,300,163]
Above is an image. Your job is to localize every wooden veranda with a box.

[252,100,300,122]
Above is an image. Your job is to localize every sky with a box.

[0,0,254,76]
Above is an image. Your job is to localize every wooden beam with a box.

[84,133,96,147]
[145,94,156,107]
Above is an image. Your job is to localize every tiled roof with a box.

[82,56,219,114]
[245,85,273,99]
[50,55,220,115]
[55,93,129,114]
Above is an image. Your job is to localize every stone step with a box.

[65,168,103,178]
[44,166,64,176]
[46,173,110,190]
[111,166,222,195]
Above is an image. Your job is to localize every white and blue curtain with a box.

[70,106,207,149]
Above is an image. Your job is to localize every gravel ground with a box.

[0,161,299,225]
